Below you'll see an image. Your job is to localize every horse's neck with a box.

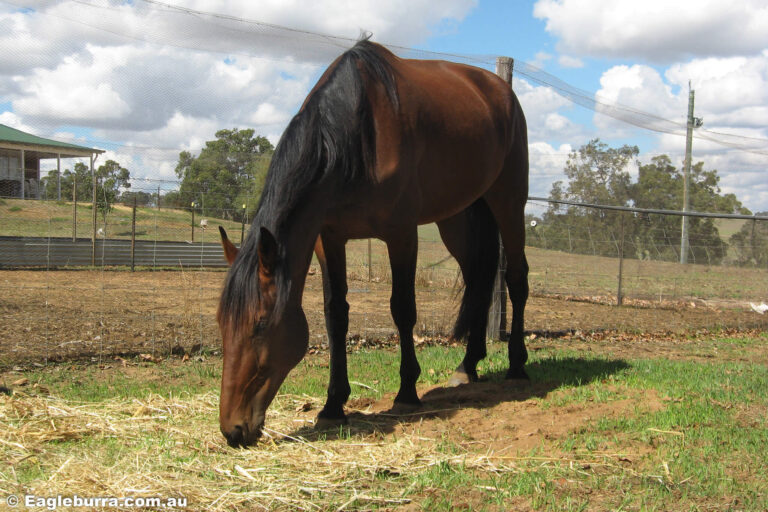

[275,196,328,305]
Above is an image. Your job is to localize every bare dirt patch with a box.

[334,382,667,456]
[1,269,765,366]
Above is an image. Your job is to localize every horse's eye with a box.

[252,319,267,337]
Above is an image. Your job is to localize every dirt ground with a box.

[1,269,765,366]
[1,272,766,510]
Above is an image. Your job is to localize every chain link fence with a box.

[1,192,766,367]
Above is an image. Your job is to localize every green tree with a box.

[173,128,273,220]
[540,139,639,256]
[94,160,131,222]
[41,162,91,201]
[533,140,748,265]
[633,156,747,264]
[120,190,154,207]
[729,213,768,268]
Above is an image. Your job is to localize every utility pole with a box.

[680,81,702,264]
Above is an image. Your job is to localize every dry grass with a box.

[1,386,653,511]
[1,389,521,511]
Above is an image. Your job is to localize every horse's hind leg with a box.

[385,227,422,406]
[484,153,530,380]
[505,251,529,379]
[437,200,499,386]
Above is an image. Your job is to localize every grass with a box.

[0,198,246,242]
[2,333,766,510]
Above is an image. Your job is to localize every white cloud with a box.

[557,55,583,68]
[530,51,553,69]
[0,111,35,133]
[595,56,768,213]
[533,0,768,63]
[1,0,476,171]
[595,54,768,144]
[593,64,683,137]
[515,78,588,143]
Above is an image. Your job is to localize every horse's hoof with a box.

[447,369,475,387]
[315,415,348,430]
[505,367,530,381]
[447,372,470,387]
[393,389,422,409]
[447,362,479,387]
[389,400,421,415]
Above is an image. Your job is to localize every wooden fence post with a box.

[72,175,77,242]
[617,212,625,306]
[131,198,137,272]
[487,56,514,341]
[91,154,96,266]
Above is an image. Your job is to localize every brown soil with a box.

[1,269,765,366]
[333,382,666,455]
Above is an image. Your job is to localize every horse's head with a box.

[217,226,309,447]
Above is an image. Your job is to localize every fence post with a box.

[487,55,514,341]
[617,212,625,306]
[91,154,96,266]
[368,238,372,282]
[131,198,137,272]
[72,175,77,242]
[240,204,246,244]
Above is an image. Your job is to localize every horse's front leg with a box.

[385,227,421,406]
[315,233,351,425]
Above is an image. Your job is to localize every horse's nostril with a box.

[224,424,246,448]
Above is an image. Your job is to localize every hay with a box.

[1,389,514,511]
[1,386,668,510]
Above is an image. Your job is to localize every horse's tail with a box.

[452,199,500,343]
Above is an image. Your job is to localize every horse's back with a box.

[323,42,527,235]
[374,53,524,224]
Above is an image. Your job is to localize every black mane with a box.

[219,39,399,328]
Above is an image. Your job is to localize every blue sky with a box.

[1,0,767,211]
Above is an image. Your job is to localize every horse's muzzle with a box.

[222,423,263,448]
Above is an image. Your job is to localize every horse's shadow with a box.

[281,356,630,444]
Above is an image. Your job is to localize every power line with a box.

[4,0,768,156]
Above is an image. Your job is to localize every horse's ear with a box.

[219,226,238,266]
[258,227,278,277]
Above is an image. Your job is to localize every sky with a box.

[1,0,767,213]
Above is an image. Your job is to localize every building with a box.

[0,124,104,199]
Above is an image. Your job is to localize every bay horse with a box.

[217,39,529,447]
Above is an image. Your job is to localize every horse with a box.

[217,38,529,447]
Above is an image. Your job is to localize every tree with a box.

[540,139,638,256]
[120,190,154,207]
[41,162,92,201]
[40,159,130,214]
[632,156,747,264]
[533,139,748,265]
[94,160,130,222]
[730,214,768,268]
[173,128,273,220]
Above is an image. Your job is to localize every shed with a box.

[0,123,104,199]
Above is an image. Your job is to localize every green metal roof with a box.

[0,123,103,154]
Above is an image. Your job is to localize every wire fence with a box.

[1,193,766,367]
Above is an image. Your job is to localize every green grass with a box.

[0,198,246,241]
[2,334,766,510]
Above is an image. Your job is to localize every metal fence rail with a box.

[0,236,227,268]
